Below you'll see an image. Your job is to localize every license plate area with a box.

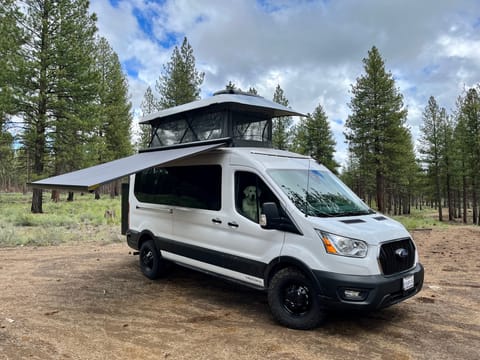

[402,275,414,291]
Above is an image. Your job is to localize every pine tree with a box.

[17,0,54,212]
[344,46,410,213]
[18,0,99,211]
[95,37,133,163]
[156,37,204,109]
[292,104,339,173]
[386,127,417,215]
[457,87,480,224]
[419,96,446,221]
[272,84,292,150]
[92,37,132,198]
[453,95,470,223]
[441,109,455,220]
[51,1,99,178]
[138,86,157,149]
[0,0,24,190]
[0,0,24,120]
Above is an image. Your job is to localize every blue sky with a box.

[89,0,480,166]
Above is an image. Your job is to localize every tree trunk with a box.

[457,190,461,219]
[472,178,478,225]
[51,190,60,202]
[376,170,385,213]
[447,172,453,221]
[435,171,443,222]
[30,3,49,214]
[31,188,43,213]
[463,175,468,224]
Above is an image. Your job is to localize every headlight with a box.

[317,230,368,258]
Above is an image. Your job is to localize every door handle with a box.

[227,222,239,228]
[212,218,222,224]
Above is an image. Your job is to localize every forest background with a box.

[1,0,479,225]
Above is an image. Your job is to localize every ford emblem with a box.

[395,248,408,259]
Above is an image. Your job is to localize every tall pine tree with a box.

[155,37,204,109]
[138,86,157,149]
[419,96,446,221]
[50,2,99,183]
[272,84,292,150]
[0,0,25,121]
[292,104,339,173]
[457,87,480,224]
[0,0,25,190]
[91,37,133,198]
[95,37,133,162]
[18,0,99,212]
[344,46,410,213]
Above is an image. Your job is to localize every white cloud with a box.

[90,0,480,166]
[437,35,480,59]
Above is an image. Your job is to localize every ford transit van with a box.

[31,90,424,329]
[126,146,423,329]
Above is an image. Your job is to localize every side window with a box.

[235,171,280,222]
[134,165,221,210]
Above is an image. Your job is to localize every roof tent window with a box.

[232,113,271,144]
[151,112,224,147]
[193,112,224,141]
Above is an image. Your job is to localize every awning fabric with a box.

[29,142,224,192]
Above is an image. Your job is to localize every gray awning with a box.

[29,142,224,192]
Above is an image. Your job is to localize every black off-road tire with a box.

[139,240,168,279]
[268,267,325,330]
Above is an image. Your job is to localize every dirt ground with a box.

[0,226,479,360]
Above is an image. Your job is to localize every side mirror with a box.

[260,202,281,229]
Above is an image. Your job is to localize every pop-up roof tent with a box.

[29,90,304,192]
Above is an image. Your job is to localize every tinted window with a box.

[134,165,221,210]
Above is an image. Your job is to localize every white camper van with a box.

[32,90,424,330]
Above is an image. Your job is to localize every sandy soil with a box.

[0,226,479,360]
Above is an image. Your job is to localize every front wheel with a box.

[268,267,325,330]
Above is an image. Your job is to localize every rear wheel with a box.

[268,267,325,330]
[139,240,168,279]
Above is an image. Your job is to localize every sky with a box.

[89,0,480,167]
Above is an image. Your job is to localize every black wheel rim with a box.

[282,282,311,316]
[140,248,154,271]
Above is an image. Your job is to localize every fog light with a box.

[341,288,368,301]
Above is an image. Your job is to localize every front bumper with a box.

[313,263,424,310]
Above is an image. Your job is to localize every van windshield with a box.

[268,169,374,217]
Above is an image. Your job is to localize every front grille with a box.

[379,238,415,275]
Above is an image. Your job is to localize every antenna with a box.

[305,157,311,217]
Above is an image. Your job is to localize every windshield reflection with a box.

[268,169,374,217]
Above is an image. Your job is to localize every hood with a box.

[308,213,410,245]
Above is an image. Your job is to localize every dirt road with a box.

[1,226,479,360]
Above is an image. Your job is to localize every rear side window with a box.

[134,165,221,210]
